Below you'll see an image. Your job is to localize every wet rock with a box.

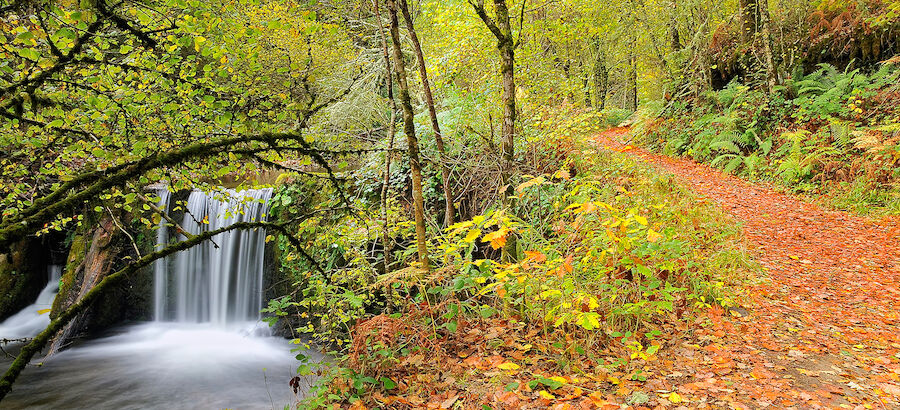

[0,239,46,321]
[49,212,153,353]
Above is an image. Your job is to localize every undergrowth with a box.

[273,110,756,408]
[634,62,900,216]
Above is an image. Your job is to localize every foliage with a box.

[296,116,754,408]
[636,63,900,214]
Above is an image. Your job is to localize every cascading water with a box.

[2,188,321,409]
[155,189,272,325]
[152,189,170,321]
[0,265,61,340]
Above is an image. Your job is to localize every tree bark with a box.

[397,0,456,226]
[740,0,778,90]
[758,0,778,91]
[627,54,638,111]
[739,0,761,44]
[469,0,518,261]
[496,1,516,206]
[386,0,429,270]
[592,47,609,109]
[373,0,396,272]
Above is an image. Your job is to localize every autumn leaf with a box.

[497,362,520,371]
[668,392,683,403]
[647,229,663,243]
[524,250,547,263]
[463,229,482,243]
[483,227,510,249]
[634,214,648,226]
[516,175,546,193]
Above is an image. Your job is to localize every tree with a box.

[373,0,398,272]
[593,46,610,109]
[468,0,519,261]
[739,0,778,90]
[468,0,517,203]
[386,0,430,270]
[397,0,457,225]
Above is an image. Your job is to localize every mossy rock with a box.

[0,239,48,321]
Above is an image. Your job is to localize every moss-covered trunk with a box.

[48,211,152,353]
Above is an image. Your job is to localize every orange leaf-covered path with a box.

[597,128,900,408]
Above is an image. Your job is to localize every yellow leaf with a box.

[36,309,51,315]
[647,229,663,243]
[463,229,482,243]
[515,176,546,193]
[497,362,520,371]
[538,390,555,400]
[669,392,683,403]
[634,215,648,226]
[549,376,568,385]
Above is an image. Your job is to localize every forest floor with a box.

[596,127,900,409]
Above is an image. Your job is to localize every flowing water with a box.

[0,266,61,340]
[1,189,317,409]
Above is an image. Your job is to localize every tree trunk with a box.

[582,74,592,107]
[592,48,609,109]
[739,0,778,90]
[398,0,456,226]
[469,0,518,261]
[373,0,395,272]
[627,54,638,111]
[758,0,778,91]
[739,0,761,44]
[386,0,429,270]
[495,0,516,201]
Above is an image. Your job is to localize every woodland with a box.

[1,0,900,409]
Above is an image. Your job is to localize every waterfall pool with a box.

[1,322,323,409]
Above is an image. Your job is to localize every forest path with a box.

[596,127,900,408]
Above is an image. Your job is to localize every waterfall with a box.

[154,188,273,325]
[0,265,62,339]
[153,189,171,321]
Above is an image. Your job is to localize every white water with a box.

[1,189,317,409]
[159,189,273,325]
[3,322,320,409]
[152,189,171,321]
[0,266,61,340]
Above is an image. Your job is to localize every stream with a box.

[1,322,321,409]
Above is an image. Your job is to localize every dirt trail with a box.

[597,128,900,409]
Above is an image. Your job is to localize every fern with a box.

[709,140,741,154]
[829,120,854,148]
[711,153,745,174]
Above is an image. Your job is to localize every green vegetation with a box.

[264,109,756,407]
[634,62,900,214]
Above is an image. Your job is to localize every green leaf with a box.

[380,377,397,390]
